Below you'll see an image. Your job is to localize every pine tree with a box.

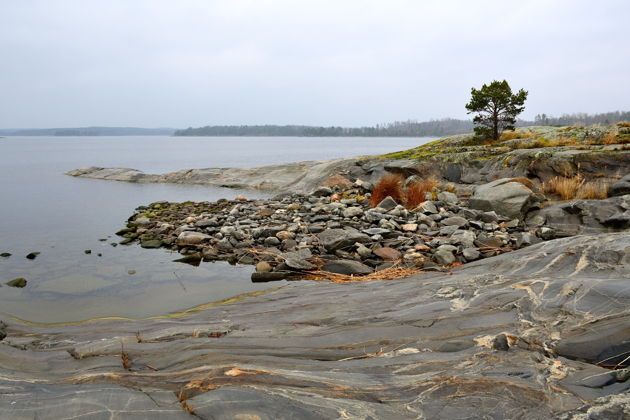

[465,80,528,140]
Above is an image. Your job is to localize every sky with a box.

[0,0,628,129]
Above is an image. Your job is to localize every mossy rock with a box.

[6,277,27,288]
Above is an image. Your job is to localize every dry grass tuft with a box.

[543,175,585,200]
[576,181,610,199]
[543,175,610,200]
[500,130,535,141]
[617,121,630,128]
[509,177,535,190]
[405,178,438,209]
[370,173,404,207]
[601,131,619,145]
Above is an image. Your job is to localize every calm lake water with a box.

[0,136,434,322]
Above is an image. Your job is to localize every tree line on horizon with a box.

[174,111,630,137]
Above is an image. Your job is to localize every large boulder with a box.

[609,174,630,197]
[468,178,537,219]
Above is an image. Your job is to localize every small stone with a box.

[505,219,520,228]
[418,201,438,214]
[256,261,273,272]
[127,270,136,275]
[26,252,40,260]
[251,272,290,282]
[377,196,398,211]
[0,253,11,257]
[177,231,211,246]
[462,248,481,261]
[437,191,458,205]
[356,243,372,258]
[441,216,468,227]
[264,237,281,246]
[343,207,364,218]
[450,230,476,248]
[373,247,402,261]
[84,249,92,254]
[259,207,274,217]
[312,186,333,197]
[480,211,500,223]
[276,231,296,240]
[140,239,162,249]
[322,259,373,275]
[235,195,247,201]
[492,334,510,351]
[184,216,196,224]
[433,249,455,265]
[6,277,27,288]
[401,223,418,232]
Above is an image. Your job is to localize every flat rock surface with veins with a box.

[1,232,629,419]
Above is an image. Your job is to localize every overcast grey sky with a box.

[1,0,628,128]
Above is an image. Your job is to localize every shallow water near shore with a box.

[0,135,434,322]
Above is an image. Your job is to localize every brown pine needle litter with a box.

[304,265,425,283]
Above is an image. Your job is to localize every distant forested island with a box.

[0,127,175,136]
[175,111,630,137]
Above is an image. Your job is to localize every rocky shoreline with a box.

[116,177,630,284]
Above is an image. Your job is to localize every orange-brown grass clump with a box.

[600,131,619,145]
[617,121,630,128]
[370,173,404,207]
[405,178,438,209]
[543,175,585,200]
